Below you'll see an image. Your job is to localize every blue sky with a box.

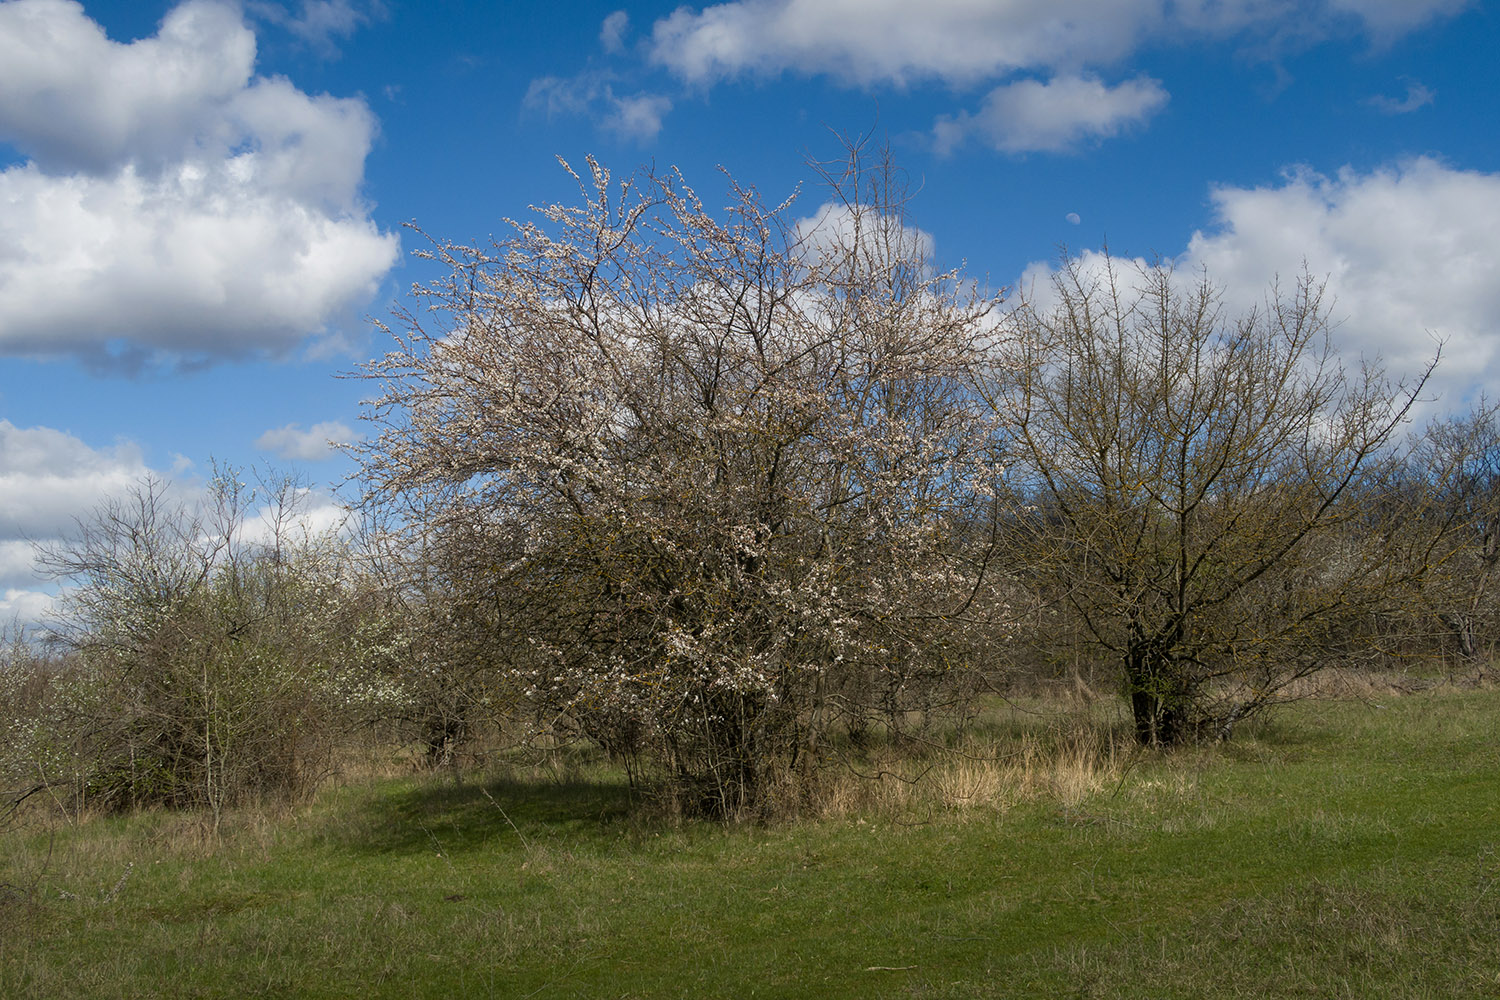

[2,0,1499,625]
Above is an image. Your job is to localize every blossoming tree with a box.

[356,149,1006,813]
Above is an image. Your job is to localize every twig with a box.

[101,862,133,903]
[865,965,917,972]
[480,787,532,851]
[418,824,457,872]
[0,784,44,829]
[1108,744,1147,800]
[841,759,938,786]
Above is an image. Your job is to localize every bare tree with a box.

[987,256,1434,745]
[1407,402,1500,669]
[356,148,1005,814]
[26,469,390,817]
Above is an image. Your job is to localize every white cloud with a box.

[524,74,592,117]
[0,421,153,624]
[0,0,399,368]
[511,0,1475,148]
[647,0,1471,88]
[0,421,152,545]
[649,0,1161,87]
[600,9,630,54]
[236,489,348,548]
[0,0,254,173]
[0,164,397,367]
[933,75,1168,155]
[255,421,358,461]
[634,0,1466,152]
[0,541,40,588]
[795,201,936,268]
[525,72,672,141]
[1366,79,1434,114]
[1012,158,1500,411]
[1178,159,1500,407]
[0,420,353,629]
[1013,248,1157,321]
[0,588,55,629]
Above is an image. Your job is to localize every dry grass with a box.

[771,662,1488,826]
[786,696,1130,822]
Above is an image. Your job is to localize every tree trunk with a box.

[1126,647,1188,747]
[1441,612,1479,659]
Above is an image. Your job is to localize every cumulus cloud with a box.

[0,588,55,630]
[0,420,152,546]
[649,0,1160,87]
[634,0,1471,150]
[933,75,1168,155]
[255,420,357,461]
[605,92,672,140]
[794,201,936,267]
[524,72,672,141]
[0,0,246,173]
[1012,247,1158,322]
[1180,159,1500,404]
[647,0,1471,87]
[0,0,399,368]
[1020,159,1500,413]
[0,163,397,368]
[0,419,352,629]
[0,420,151,625]
[236,489,348,548]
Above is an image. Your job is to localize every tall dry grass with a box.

[760,689,1133,822]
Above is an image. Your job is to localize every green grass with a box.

[2,687,1498,998]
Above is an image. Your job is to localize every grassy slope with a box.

[2,688,1497,999]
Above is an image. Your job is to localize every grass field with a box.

[2,684,1497,998]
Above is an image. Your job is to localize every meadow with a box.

[2,680,1497,999]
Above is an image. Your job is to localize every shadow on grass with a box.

[1223,709,1332,748]
[330,772,637,858]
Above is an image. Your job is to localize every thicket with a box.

[5,151,1496,823]
[2,471,405,825]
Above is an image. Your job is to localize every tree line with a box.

[5,149,1497,820]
